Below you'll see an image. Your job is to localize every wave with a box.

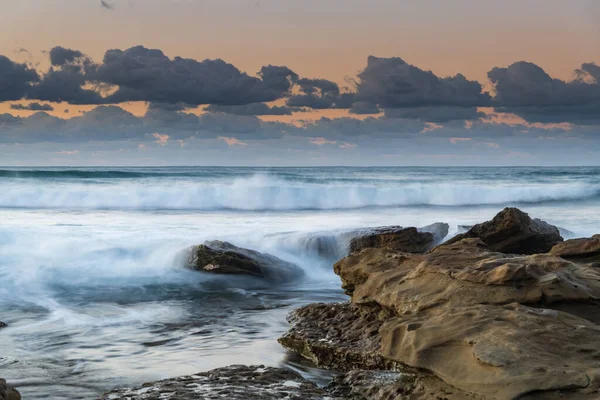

[0,174,598,210]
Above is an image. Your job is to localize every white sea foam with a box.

[0,174,597,211]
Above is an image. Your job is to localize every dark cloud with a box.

[286,78,354,109]
[95,46,297,105]
[354,56,491,109]
[349,101,381,115]
[0,56,39,101]
[10,102,55,111]
[384,106,484,122]
[204,103,299,116]
[30,47,104,104]
[49,47,84,66]
[489,61,600,124]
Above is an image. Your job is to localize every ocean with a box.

[1,166,599,399]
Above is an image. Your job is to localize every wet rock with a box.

[279,303,485,399]
[349,227,437,254]
[336,238,600,319]
[418,222,450,244]
[278,302,400,371]
[99,365,339,400]
[0,379,20,400]
[380,303,600,399]
[186,241,304,283]
[444,207,563,254]
[549,234,600,264]
[0,322,6,329]
[327,370,484,400]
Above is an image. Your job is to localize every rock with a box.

[549,234,600,264]
[278,302,400,371]
[0,379,20,400]
[186,241,304,283]
[327,370,484,400]
[99,365,339,400]
[0,322,6,329]
[349,227,437,254]
[444,208,563,254]
[418,222,450,244]
[279,303,484,399]
[336,238,600,321]
[380,303,600,400]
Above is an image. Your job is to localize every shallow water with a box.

[1,167,599,399]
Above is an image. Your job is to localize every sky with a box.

[1,0,600,166]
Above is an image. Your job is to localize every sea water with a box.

[0,166,599,399]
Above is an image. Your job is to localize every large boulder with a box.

[444,208,563,254]
[186,241,304,283]
[348,223,449,254]
[98,365,338,400]
[549,235,600,265]
[0,379,20,400]
[380,303,600,400]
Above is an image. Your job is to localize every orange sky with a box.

[2,0,599,85]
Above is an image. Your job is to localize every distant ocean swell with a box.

[0,173,598,210]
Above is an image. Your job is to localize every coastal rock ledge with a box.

[280,208,600,399]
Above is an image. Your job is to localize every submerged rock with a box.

[550,234,600,265]
[186,241,304,283]
[445,207,563,254]
[0,379,20,400]
[348,223,449,255]
[98,365,338,400]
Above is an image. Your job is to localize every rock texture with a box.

[0,379,20,400]
[278,302,400,371]
[445,207,563,254]
[380,304,600,399]
[280,208,600,400]
[186,241,304,283]
[336,238,600,318]
[348,223,449,255]
[550,235,600,265]
[99,365,338,400]
[327,370,485,400]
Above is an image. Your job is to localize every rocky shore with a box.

[4,207,600,399]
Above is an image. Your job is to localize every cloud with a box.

[449,137,472,144]
[95,46,298,105]
[349,101,381,115]
[286,78,354,109]
[49,47,84,66]
[309,137,337,146]
[152,133,170,146]
[384,106,484,123]
[204,103,298,116]
[10,102,55,111]
[0,56,39,101]
[55,150,79,155]
[488,61,600,124]
[218,136,248,146]
[354,56,491,109]
[339,142,357,149]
